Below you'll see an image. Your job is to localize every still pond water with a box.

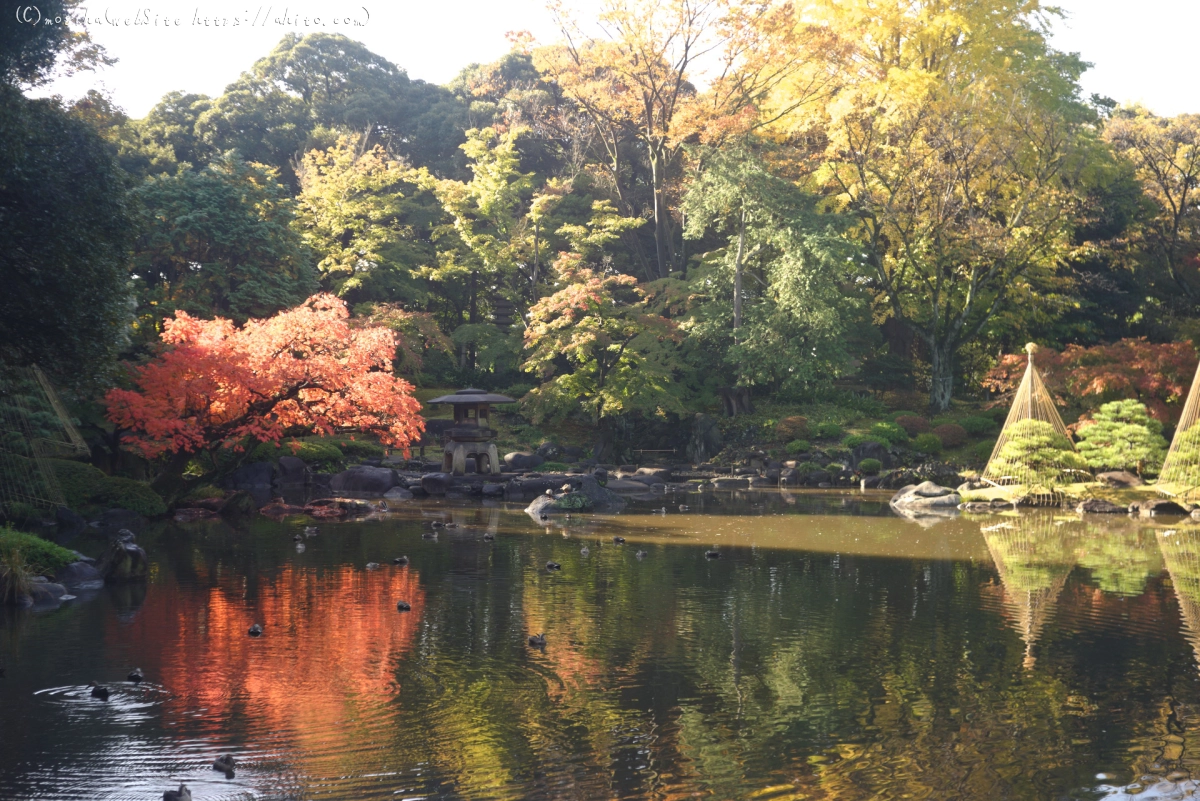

[4,490,1200,800]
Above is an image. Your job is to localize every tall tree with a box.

[131,153,316,329]
[792,0,1094,410]
[1,0,111,87]
[534,0,827,280]
[1104,107,1200,305]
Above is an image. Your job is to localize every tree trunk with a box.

[650,152,670,279]
[929,344,954,412]
[733,206,746,340]
[150,450,199,505]
[531,218,540,299]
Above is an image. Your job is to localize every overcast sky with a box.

[35,0,1200,119]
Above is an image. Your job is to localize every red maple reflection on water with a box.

[110,564,425,739]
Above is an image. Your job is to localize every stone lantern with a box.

[427,388,515,476]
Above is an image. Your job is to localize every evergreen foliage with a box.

[914,433,943,455]
[1075,400,1167,474]
[986,419,1088,490]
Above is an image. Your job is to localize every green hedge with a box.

[869,422,909,446]
[914,432,943,454]
[785,439,811,454]
[960,416,998,437]
[812,422,843,440]
[858,458,882,475]
[48,459,166,517]
[0,528,77,575]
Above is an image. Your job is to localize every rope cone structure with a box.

[1157,358,1200,501]
[0,365,89,516]
[982,343,1084,505]
[1156,528,1200,671]
[982,514,1080,670]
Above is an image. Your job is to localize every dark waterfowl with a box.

[430,521,445,529]
[678,505,690,512]
[127,668,144,683]
[636,550,648,559]
[89,681,109,701]
[248,623,264,637]
[163,783,191,801]
[580,546,590,556]
[704,550,722,560]
[546,561,561,571]
[655,507,667,514]
[612,536,626,545]
[528,633,546,648]
[213,754,236,772]
[293,533,303,542]
[304,526,319,536]
[366,562,381,570]
[444,523,458,529]
[393,556,409,566]
[422,531,438,540]
[378,500,389,512]
[482,532,495,542]
[396,600,411,611]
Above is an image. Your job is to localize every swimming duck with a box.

[545,489,554,496]
[430,521,445,529]
[248,623,264,637]
[396,600,411,611]
[366,562,381,570]
[422,531,438,540]
[163,783,191,801]
[678,505,690,512]
[304,526,319,536]
[546,561,561,571]
[612,536,626,545]
[127,668,144,683]
[292,533,303,542]
[704,550,722,560]
[89,681,109,701]
[482,532,495,542]
[528,633,546,648]
[393,555,409,566]
[445,523,459,529]
[636,550,648,560]
[655,507,667,514]
[378,500,389,512]
[580,546,590,556]
[212,754,236,772]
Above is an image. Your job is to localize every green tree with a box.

[131,153,316,329]
[1075,400,1168,475]
[1,0,111,87]
[0,86,134,383]
[987,419,1088,491]
[523,255,682,424]
[790,0,1095,410]
[294,135,438,304]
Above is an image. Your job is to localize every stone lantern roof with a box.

[427,387,517,405]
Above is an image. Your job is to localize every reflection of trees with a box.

[982,513,1081,669]
[1157,527,1200,669]
[1075,520,1162,597]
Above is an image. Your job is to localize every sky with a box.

[35,0,1200,119]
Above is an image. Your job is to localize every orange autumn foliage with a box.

[982,338,1198,424]
[106,294,424,457]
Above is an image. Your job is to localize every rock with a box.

[1133,499,1190,517]
[957,480,988,492]
[383,486,414,501]
[329,465,397,496]
[850,441,893,470]
[1076,498,1128,514]
[606,478,658,492]
[504,452,545,471]
[522,474,626,518]
[89,508,145,536]
[55,505,85,535]
[861,475,883,489]
[562,445,584,460]
[710,477,750,489]
[223,462,275,507]
[890,482,961,509]
[635,466,673,482]
[878,463,963,491]
[96,532,149,582]
[687,413,723,464]
[222,490,258,517]
[807,470,831,485]
[276,456,309,485]
[420,472,454,496]
[258,501,305,519]
[54,561,104,590]
[481,483,505,497]
[28,581,68,605]
[958,502,996,512]
[536,441,564,460]
[749,476,775,488]
[1097,470,1144,488]
[763,468,781,482]
[780,467,801,487]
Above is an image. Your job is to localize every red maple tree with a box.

[983,338,1197,424]
[106,294,424,459]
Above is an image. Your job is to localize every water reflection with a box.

[10,498,1200,799]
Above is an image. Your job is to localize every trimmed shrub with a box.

[812,422,843,440]
[869,422,909,446]
[182,485,225,502]
[826,463,845,472]
[785,439,811,455]
[793,461,822,474]
[0,528,77,575]
[251,438,344,468]
[93,477,167,517]
[843,434,874,449]
[47,459,107,509]
[858,458,883,475]
[775,416,809,441]
[960,415,998,437]
[914,432,943,455]
[973,440,997,463]
[894,415,930,436]
[932,424,968,448]
[326,437,386,459]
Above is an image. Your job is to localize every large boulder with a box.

[505,452,545,471]
[383,486,414,501]
[1097,470,1144,488]
[890,481,961,509]
[421,472,454,496]
[329,465,397,496]
[276,456,309,485]
[54,561,104,590]
[536,441,564,460]
[851,441,893,470]
[96,530,149,582]
[223,461,275,507]
[1077,498,1127,514]
[524,474,625,518]
[1132,499,1190,517]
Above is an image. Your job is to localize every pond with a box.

[3,490,1200,800]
